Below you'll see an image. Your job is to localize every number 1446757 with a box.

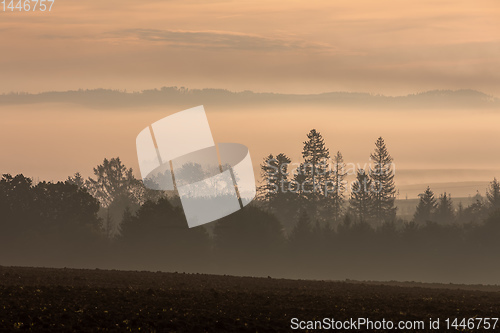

[2,0,54,12]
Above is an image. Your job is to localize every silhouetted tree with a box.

[414,187,437,224]
[86,157,141,207]
[292,163,308,196]
[300,129,330,197]
[486,178,500,212]
[369,137,396,224]
[0,174,33,222]
[435,192,455,224]
[349,169,374,223]
[259,153,292,200]
[0,174,35,242]
[258,153,303,233]
[106,193,141,238]
[87,157,144,237]
[458,192,487,224]
[32,181,100,229]
[330,151,347,223]
[67,172,86,188]
[471,209,500,254]
[0,174,102,266]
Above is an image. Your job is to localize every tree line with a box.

[259,129,500,231]
[1,130,500,283]
[259,131,397,230]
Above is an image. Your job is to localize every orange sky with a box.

[1,0,500,198]
[1,0,499,95]
[1,103,500,198]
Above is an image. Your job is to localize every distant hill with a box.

[0,87,498,109]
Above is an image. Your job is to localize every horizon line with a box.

[0,86,497,99]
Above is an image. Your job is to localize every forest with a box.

[1,129,500,284]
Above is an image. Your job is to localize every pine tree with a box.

[292,164,307,196]
[259,153,291,200]
[301,129,330,196]
[349,169,374,223]
[413,187,437,224]
[369,137,396,223]
[260,154,278,200]
[330,151,347,222]
[275,153,292,194]
[435,192,455,224]
[486,178,500,212]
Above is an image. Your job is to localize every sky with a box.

[1,0,500,198]
[2,102,500,199]
[1,0,500,96]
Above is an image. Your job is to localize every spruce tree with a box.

[260,154,276,199]
[259,153,292,200]
[275,153,292,190]
[435,192,455,224]
[301,129,330,196]
[369,137,396,223]
[292,164,307,196]
[330,151,347,222]
[413,187,437,224]
[486,178,500,212]
[349,169,374,223]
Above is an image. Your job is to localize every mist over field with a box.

[1,87,500,286]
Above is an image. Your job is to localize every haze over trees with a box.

[487,178,500,210]
[349,169,374,223]
[413,187,437,224]
[1,130,500,284]
[330,151,347,223]
[259,153,291,201]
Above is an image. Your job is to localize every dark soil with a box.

[1,266,500,332]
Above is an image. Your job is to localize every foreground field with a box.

[1,266,500,332]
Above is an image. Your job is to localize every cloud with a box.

[104,28,331,52]
[2,0,499,95]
